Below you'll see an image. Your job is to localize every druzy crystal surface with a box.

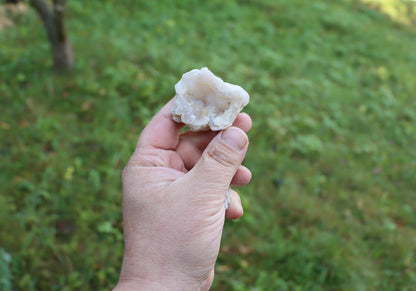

[171,67,249,131]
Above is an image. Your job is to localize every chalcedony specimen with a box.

[171,67,249,131]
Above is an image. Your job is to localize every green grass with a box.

[1,0,416,290]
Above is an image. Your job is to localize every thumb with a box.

[189,127,249,190]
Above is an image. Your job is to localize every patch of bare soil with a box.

[0,3,28,31]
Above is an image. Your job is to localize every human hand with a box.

[114,99,251,290]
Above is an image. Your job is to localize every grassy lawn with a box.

[1,0,415,290]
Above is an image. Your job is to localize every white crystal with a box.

[171,67,249,131]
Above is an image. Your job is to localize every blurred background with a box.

[1,0,415,290]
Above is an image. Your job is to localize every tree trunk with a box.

[29,0,73,71]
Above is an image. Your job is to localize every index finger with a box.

[137,98,185,150]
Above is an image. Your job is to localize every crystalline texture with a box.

[171,67,249,131]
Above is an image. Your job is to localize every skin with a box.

[114,99,252,290]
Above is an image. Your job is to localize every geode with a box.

[171,67,249,131]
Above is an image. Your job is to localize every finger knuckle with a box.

[205,143,238,169]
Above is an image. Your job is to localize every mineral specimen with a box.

[171,67,249,131]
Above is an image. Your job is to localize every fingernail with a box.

[221,127,248,150]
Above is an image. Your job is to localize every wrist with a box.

[113,280,167,291]
[115,240,215,290]
[114,260,212,291]
[113,277,210,291]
